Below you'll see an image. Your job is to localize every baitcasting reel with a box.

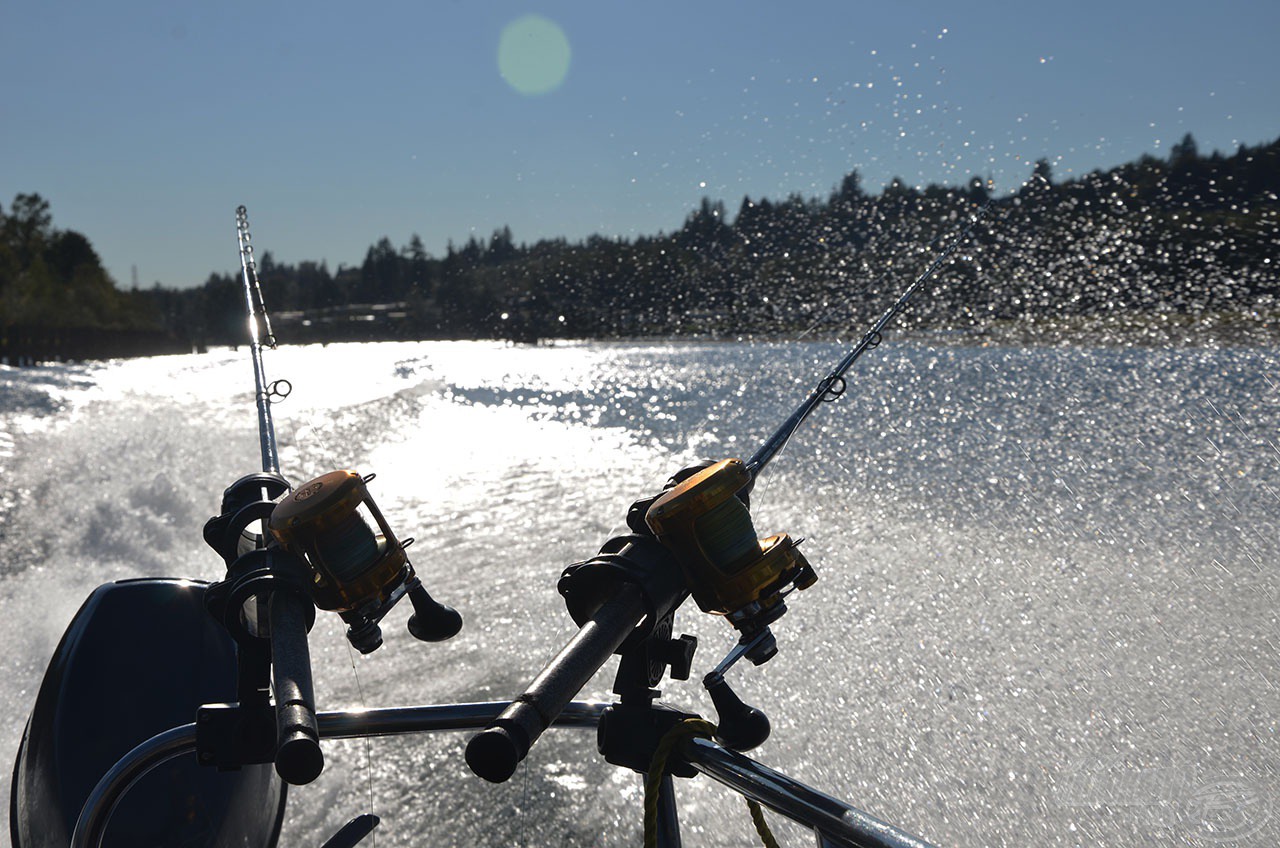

[638,458,816,643]
[640,458,816,743]
[268,469,461,653]
[555,457,816,750]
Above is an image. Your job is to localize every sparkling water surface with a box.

[1,338,1277,846]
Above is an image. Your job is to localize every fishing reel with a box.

[268,469,461,653]
[635,458,816,643]
[634,458,816,748]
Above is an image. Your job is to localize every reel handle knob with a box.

[705,673,770,752]
[406,583,463,642]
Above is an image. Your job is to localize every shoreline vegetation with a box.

[3,133,1277,364]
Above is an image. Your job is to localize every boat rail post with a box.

[654,772,683,848]
[73,700,936,848]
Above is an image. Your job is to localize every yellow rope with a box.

[747,799,781,848]
[643,718,779,848]
[644,718,716,847]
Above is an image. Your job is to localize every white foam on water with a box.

[2,339,1278,846]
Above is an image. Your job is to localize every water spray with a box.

[467,199,994,784]
[641,198,995,644]
[749,198,995,483]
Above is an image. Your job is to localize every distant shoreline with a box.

[5,308,1276,368]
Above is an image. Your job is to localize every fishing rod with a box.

[224,206,462,651]
[639,198,996,634]
[235,205,287,476]
[467,199,994,792]
[202,207,465,791]
[746,197,994,483]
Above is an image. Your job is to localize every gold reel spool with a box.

[268,470,410,612]
[644,459,816,628]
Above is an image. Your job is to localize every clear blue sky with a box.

[4,1,1277,289]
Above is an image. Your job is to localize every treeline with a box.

[147,132,1278,346]
[0,194,183,362]
[5,132,1279,361]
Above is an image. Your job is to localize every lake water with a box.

[2,337,1277,846]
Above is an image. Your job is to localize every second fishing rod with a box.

[202,206,466,788]
[466,199,994,783]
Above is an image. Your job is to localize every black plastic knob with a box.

[705,674,770,751]
[660,635,698,681]
[406,584,462,642]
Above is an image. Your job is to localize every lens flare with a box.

[497,14,571,96]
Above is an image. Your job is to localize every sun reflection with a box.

[497,13,571,96]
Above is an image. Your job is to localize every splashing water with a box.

[1,337,1278,846]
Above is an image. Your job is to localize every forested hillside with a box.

[150,133,1279,346]
[5,133,1278,361]
[0,194,181,361]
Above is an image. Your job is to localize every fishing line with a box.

[519,751,531,847]
[344,637,378,844]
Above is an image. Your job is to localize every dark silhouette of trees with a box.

[9,132,1280,358]
[1169,133,1199,166]
[1032,158,1054,185]
[1,193,162,332]
[0,193,177,361]
[156,133,1275,345]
